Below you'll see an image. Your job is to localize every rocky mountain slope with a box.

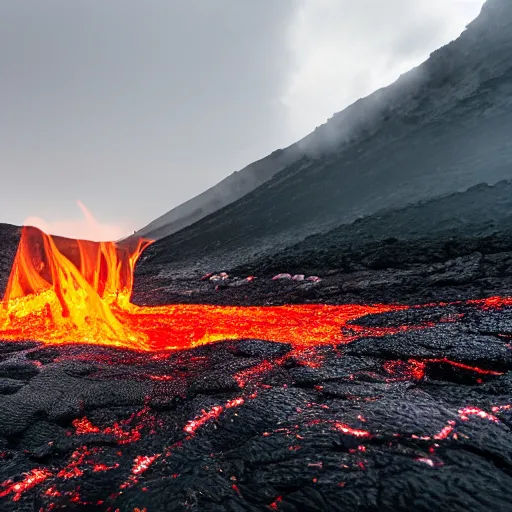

[233,180,512,276]
[132,181,512,307]
[139,0,512,277]
[131,146,303,241]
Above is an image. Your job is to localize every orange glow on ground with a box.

[0,226,406,351]
[2,226,512,352]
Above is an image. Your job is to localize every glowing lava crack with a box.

[0,226,407,351]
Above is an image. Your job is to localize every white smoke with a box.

[281,0,485,141]
[24,200,134,241]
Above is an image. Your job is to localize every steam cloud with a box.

[24,201,134,242]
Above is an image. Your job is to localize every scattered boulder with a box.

[272,273,292,280]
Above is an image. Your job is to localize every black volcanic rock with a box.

[231,180,512,276]
[2,217,512,510]
[0,223,20,298]
[0,313,510,511]
[132,182,512,307]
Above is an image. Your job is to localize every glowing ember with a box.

[72,417,100,435]
[0,226,404,351]
[184,396,245,435]
[425,359,504,376]
[184,406,224,434]
[0,468,52,501]
[269,496,283,510]
[416,458,440,468]
[492,405,512,413]
[333,423,372,438]
[433,422,456,440]
[458,407,499,423]
[131,454,160,475]
[305,419,372,438]
[234,360,274,388]
[117,454,162,492]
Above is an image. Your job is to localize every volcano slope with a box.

[1,222,512,511]
[132,0,512,272]
[133,180,512,307]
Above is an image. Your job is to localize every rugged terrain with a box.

[1,219,512,511]
[133,181,512,307]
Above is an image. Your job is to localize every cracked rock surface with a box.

[1,267,512,510]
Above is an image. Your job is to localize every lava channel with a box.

[0,225,509,352]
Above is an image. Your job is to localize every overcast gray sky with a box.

[0,0,485,240]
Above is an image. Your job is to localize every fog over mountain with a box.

[133,1,491,243]
[137,0,512,278]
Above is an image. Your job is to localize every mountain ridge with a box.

[63,0,512,286]
[134,0,512,244]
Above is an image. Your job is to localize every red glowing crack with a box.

[184,397,245,435]
[458,407,499,423]
[333,423,372,438]
[0,469,52,502]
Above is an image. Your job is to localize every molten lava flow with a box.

[0,227,152,350]
[3,225,510,352]
[0,226,406,351]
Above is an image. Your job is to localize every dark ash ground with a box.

[1,224,512,511]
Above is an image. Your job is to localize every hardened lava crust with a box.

[0,225,512,511]
[0,307,511,512]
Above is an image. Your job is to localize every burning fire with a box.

[0,225,404,351]
[0,226,152,350]
[2,218,511,352]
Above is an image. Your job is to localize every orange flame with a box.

[0,225,418,351]
[0,226,152,350]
